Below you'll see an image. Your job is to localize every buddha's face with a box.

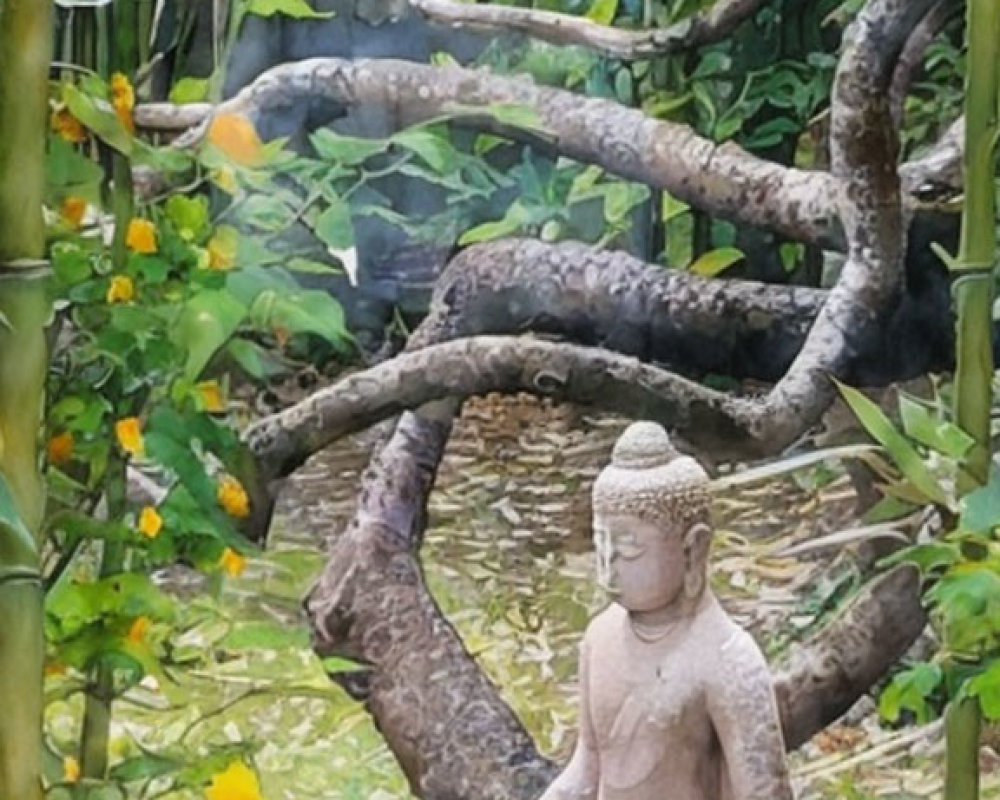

[593,513,686,612]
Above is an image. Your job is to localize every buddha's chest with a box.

[587,644,708,743]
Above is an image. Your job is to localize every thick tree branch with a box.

[147,57,841,247]
[899,116,965,201]
[409,0,769,60]
[306,411,559,799]
[247,335,756,480]
[775,564,926,750]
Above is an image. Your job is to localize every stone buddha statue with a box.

[540,421,793,800]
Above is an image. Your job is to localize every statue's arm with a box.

[708,630,794,800]
[538,635,599,800]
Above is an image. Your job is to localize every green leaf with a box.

[46,136,104,196]
[834,379,951,508]
[164,195,210,242]
[880,541,961,573]
[287,257,342,275]
[110,753,182,783]
[168,77,210,104]
[226,338,289,380]
[314,201,355,251]
[172,290,247,380]
[603,182,650,225]
[960,470,1000,533]
[246,0,335,18]
[688,247,745,278]
[879,662,942,723]
[62,83,132,155]
[584,0,617,25]
[391,129,457,174]
[898,394,975,459]
[220,622,310,651]
[458,202,530,245]
[309,129,387,165]
[250,290,349,346]
[968,661,1000,720]
[321,656,367,673]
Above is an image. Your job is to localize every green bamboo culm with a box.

[944,0,1000,798]
[0,0,55,798]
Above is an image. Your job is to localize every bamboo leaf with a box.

[834,379,951,508]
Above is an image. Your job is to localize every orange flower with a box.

[60,196,87,228]
[127,616,151,643]
[63,756,81,784]
[219,547,247,578]
[205,760,264,800]
[207,114,263,166]
[197,380,225,412]
[106,274,135,304]
[138,506,163,539]
[217,475,250,519]
[44,660,67,678]
[126,218,157,253]
[47,431,74,465]
[115,417,144,457]
[111,72,135,134]
[50,106,87,143]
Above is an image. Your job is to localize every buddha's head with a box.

[592,421,711,613]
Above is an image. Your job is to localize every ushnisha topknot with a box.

[592,421,710,525]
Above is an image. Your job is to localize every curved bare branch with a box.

[409,0,769,60]
[247,335,756,479]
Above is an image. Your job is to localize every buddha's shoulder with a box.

[700,613,771,684]
[582,603,628,642]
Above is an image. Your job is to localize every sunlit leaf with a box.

[246,0,335,18]
[172,290,247,379]
[688,247,745,277]
[834,379,950,508]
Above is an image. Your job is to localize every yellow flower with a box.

[60,196,87,228]
[207,226,239,271]
[197,380,225,412]
[217,475,250,519]
[107,274,135,304]
[218,547,247,578]
[63,756,80,784]
[47,431,74,465]
[111,72,135,134]
[205,760,263,800]
[126,218,157,254]
[127,616,151,644]
[138,506,163,539]
[51,106,87,143]
[207,114,263,166]
[115,417,144,457]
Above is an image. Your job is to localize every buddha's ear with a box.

[683,522,712,598]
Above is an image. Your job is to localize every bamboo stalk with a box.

[0,0,54,798]
[944,0,1000,798]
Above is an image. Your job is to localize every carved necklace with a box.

[627,615,684,644]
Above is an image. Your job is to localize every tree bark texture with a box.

[408,0,770,61]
